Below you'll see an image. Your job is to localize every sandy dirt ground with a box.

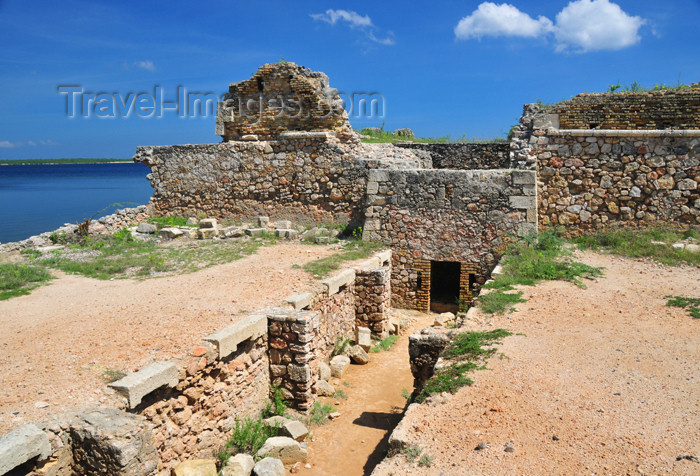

[300,311,434,476]
[0,243,334,434]
[372,251,700,476]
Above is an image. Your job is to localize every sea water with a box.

[0,162,153,243]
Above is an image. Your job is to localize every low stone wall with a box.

[133,138,428,227]
[396,143,510,170]
[363,168,537,308]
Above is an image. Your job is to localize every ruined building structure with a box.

[135,63,700,312]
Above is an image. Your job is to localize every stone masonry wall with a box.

[548,89,700,130]
[312,284,357,363]
[133,138,428,227]
[354,267,391,339]
[138,335,269,473]
[363,168,537,308]
[537,131,700,231]
[268,309,319,412]
[396,143,510,170]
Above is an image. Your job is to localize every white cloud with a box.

[454,1,646,53]
[311,9,373,28]
[311,9,394,45]
[134,60,156,71]
[454,3,553,40]
[0,141,15,148]
[554,0,646,52]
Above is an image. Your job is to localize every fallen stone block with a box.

[0,424,51,475]
[275,229,298,239]
[204,313,267,359]
[256,216,270,227]
[356,326,371,352]
[314,236,330,244]
[321,268,355,295]
[70,408,157,475]
[330,355,350,378]
[159,227,183,239]
[108,361,179,408]
[246,228,265,237]
[284,292,314,310]
[275,220,292,229]
[256,437,307,465]
[282,420,308,442]
[136,223,156,234]
[434,312,455,327]
[253,457,284,476]
[180,228,198,239]
[222,453,255,476]
[316,379,335,396]
[173,459,217,476]
[318,362,331,381]
[199,218,218,229]
[198,228,218,240]
[221,225,244,238]
[348,345,370,365]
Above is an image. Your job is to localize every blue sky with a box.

[1,0,699,159]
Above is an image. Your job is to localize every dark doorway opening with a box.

[430,261,461,313]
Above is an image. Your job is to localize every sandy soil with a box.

[0,243,334,434]
[372,251,700,475]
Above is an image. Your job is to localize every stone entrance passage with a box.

[430,261,461,312]
[415,259,477,313]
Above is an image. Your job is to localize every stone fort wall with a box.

[548,88,700,130]
[395,142,510,170]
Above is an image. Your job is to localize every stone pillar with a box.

[354,267,391,339]
[414,259,431,313]
[408,328,452,391]
[267,308,319,411]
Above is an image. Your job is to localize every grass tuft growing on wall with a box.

[303,240,386,278]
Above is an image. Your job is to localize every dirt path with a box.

[372,251,700,475]
[0,243,334,434]
[301,311,434,476]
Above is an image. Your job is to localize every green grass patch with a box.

[666,296,700,319]
[479,230,602,314]
[219,416,280,464]
[403,444,423,463]
[302,240,386,278]
[148,216,191,228]
[416,329,512,403]
[572,227,700,267]
[333,389,348,400]
[0,263,54,300]
[418,453,433,467]
[102,369,126,383]
[369,334,398,353]
[263,387,288,418]
[358,127,506,144]
[309,402,334,426]
[332,336,351,357]
[33,230,265,280]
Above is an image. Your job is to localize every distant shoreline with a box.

[0,158,133,165]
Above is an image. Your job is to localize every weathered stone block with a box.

[287,364,312,383]
[109,361,179,408]
[204,313,267,359]
[222,453,255,476]
[159,227,183,239]
[356,326,371,352]
[199,218,218,229]
[321,269,355,296]
[275,229,298,239]
[252,457,284,476]
[0,424,51,475]
[284,292,314,310]
[173,459,217,476]
[509,195,536,210]
[348,345,370,365]
[256,437,307,465]
[330,355,350,378]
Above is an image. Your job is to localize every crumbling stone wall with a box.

[215,62,356,141]
[134,139,428,227]
[547,89,700,130]
[136,335,269,473]
[312,284,356,362]
[363,168,537,308]
[354,267,391,338]
[396,143,510,170]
